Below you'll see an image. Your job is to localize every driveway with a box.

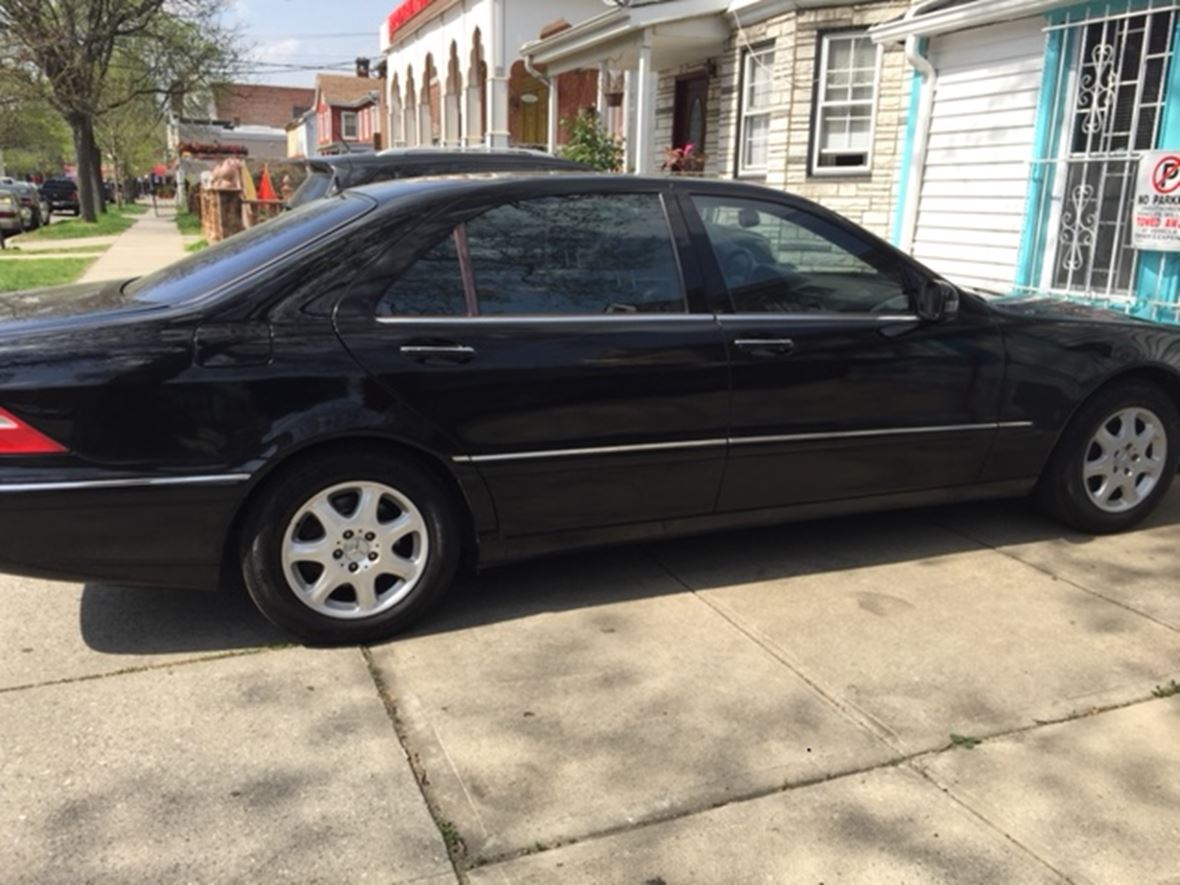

[2,493,1179,883]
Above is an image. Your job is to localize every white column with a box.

[404,105,417,147]
[445,93,461,147]
[621,69,633,171]
[486,75,510,148]
[419,103,432,146]
[465,86,483,146]
[547,75,559,154]
[634,31,656,175]
[596,63,608,121]
[485,0,510,148]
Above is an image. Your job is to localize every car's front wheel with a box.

[1039,380,1179,533]
[240,449,463,644]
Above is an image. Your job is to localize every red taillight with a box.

[0,408,67,455]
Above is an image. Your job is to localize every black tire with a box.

[240,449,464,644]
[1037,380,1180,534]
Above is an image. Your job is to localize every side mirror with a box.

[915,280,960,322]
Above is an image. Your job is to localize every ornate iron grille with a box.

[1038,7,1176,302]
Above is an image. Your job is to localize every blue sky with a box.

[227,0,393,87]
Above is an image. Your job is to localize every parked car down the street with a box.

[286,148,592,208]
[39,179,81,216]
[0,174,1178,644]
[0,188,24,237]
[0,179,46,230]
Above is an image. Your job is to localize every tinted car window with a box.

[465,194,684,315]
[378,231,469,317]
[125,195,370,305]
[691,195,913,314]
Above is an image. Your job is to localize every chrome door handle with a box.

[733,338,796,356]
[399,345,476,355]
[399,344,477,363]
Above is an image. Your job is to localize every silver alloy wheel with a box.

[1083,406,1167,514]
[281,480,429,620]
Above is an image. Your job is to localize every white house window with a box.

[813,33,880,174]
[341,110,359,140]
[739,47,774,175]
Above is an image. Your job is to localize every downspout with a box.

[898,0,946,253]
[901,35,934,252]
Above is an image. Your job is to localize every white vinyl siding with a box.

[912,19,1045,291]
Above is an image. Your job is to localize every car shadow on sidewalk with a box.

[411,491,1180,640]
[78,581,286,655]
[76,492,1180,655]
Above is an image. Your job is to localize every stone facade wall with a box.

[650,1,910,239]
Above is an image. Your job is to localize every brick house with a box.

[520,0,910,239]
[211,83,315,130]
[314,73,383,155]
[168,82,316,202]
[168,82,315,162]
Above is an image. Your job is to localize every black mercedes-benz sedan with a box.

[2,174,1178,642]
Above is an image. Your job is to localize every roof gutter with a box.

[870,0,1076,43]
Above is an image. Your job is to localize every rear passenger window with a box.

[465,194,684,315]
[378,230,469,317]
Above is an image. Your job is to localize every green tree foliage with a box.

[0,85,73,175]
[559,109,624,172]
[0,0,242,220]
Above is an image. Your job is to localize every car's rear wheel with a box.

[1039,380,1179,533]
[240,450,463,644]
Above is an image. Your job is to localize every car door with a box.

[679,189,1008,512]
[336,181,730,537]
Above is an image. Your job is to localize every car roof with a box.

[307,149,590,173]
[348,172,794,205]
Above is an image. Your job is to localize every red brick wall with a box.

[214,84,315,128]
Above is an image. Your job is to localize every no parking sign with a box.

[1133,150,1180,251]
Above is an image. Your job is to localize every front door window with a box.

[691,195,914,314]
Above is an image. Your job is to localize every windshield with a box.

[287,167,337,208]
[125,195,370,305]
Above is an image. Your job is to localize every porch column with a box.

[547,74,559,154]
[418,103,431,146]
[622,69,633,171]
[634,30,656,175]
[596,62,608,120]
[445,93,461,147]
[486,74,510,148]
[465,86,482,146]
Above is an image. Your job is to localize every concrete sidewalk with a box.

[1,492,1179,882]
[80,203,186,282]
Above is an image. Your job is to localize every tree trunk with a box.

[69,115,98,223]
[90,141,106,215]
